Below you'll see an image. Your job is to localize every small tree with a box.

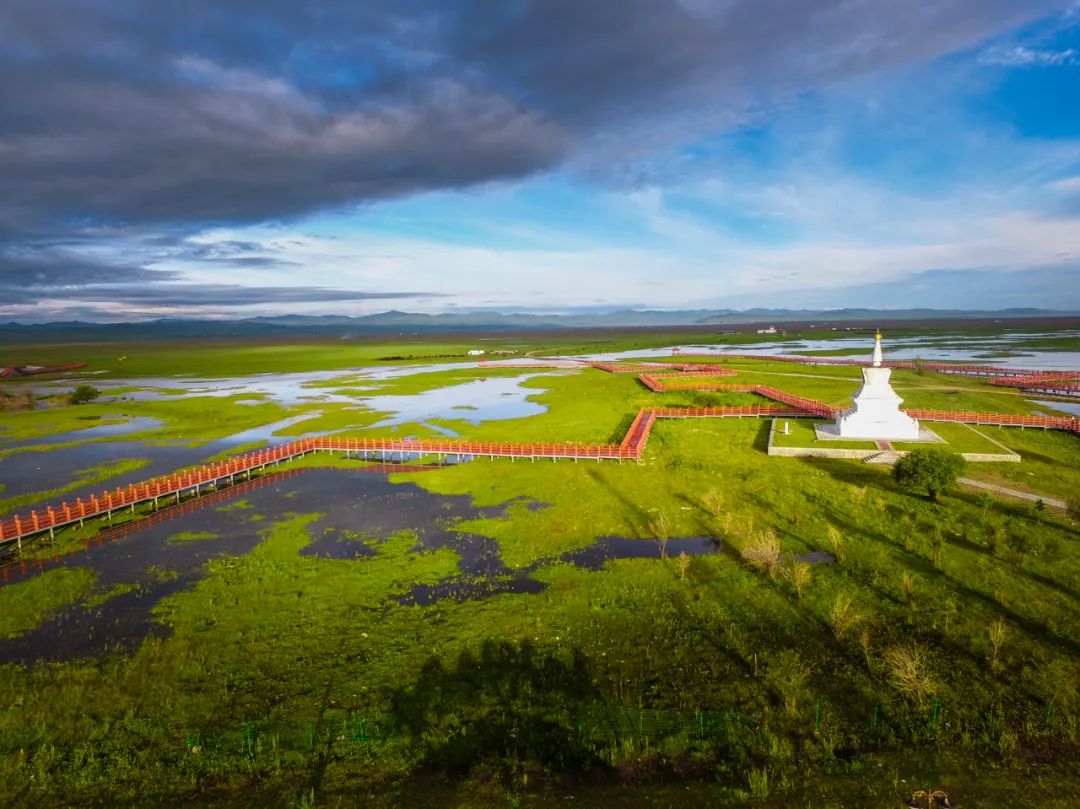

[892,448,966,503]
[676,551,691,582]
[649,512,670,559]
[986,618,1007,669]
[68,384,101,405]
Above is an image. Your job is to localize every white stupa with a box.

[835,330,920,440]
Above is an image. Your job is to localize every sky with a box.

[2,1,1080,322]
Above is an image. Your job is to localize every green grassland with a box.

[894,423,1013,455]
[0,333,1078,806]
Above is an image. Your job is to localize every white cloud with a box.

[979,45,1078,66]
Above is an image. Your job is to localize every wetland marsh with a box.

[1,329,1078,807]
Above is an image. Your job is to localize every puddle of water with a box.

[401,577,547,606]
[557,536,722,570]
[1031,399,1080,417]
[0,466,553,662]
[210,412,328,446]
[366,375,551,427]
[795,551,836,564]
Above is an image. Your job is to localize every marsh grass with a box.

[0,567,96,638]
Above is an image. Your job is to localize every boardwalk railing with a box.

[904,409,1080,430]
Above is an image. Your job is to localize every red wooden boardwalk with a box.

[2,359,1078,547]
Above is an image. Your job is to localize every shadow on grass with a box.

[391,639,601,777]
[585,467,652,534]
[606,412,635,446]
[812,499,1080,659]
[751,420,772,454]
[810,458,1080,602]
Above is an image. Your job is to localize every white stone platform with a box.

[814,423,943,443]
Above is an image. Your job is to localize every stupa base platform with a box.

[814,423,943,443]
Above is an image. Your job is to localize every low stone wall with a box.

[959,452,1021,463]
[767,446,1019,462]
[768,445,878,459]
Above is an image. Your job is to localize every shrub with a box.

[786,560,812,599]
[892,448,966,502]
[740,529,781,577]
[748,766,769,799]
[68,384,101,405]
[883,643,938,705]
[765,649,810,715]
[824,524,846,562]
[829,593,862,640]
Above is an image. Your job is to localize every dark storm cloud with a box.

[0,0,1060,233]
[0,247,177,289]
[453,1,1058,127]
[0,248,439,307]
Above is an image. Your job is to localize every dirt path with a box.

[958,477,1066,509]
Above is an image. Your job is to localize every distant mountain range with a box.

[0,308,1076,342]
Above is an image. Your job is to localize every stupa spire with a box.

[872,329,883,367]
